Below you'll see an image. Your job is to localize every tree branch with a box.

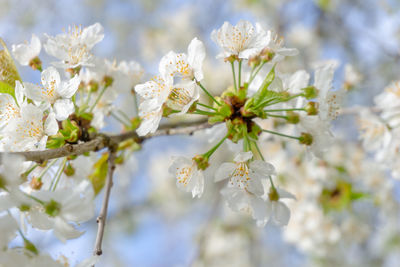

[93,146,117,257]
[2,119,212,163]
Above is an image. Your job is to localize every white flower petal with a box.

[234,151,253,162]
[44,112,59,135]
[187,37,205,81]
[53,99,74,121]
[214,162,236,182]
[57,75,81,99]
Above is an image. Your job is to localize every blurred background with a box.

[1,0,400,266]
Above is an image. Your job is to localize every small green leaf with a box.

[88,153,109,195]
[0,80,15,96]
[0,38,21,96]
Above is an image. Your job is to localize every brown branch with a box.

[3,119,212,163]
[93,146,117,258]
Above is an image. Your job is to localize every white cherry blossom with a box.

[0,80,26,128]
[28,180,95,243]
[159,37,205,81]
[169,156,204,198]
[215,151,277,225]
[1,104,58,151]
[136,101,163,136]
[11,34,41,66]
[44,23,104,68]
[314,61,343,122]
[264,30,298,62]
[24,66,80,120]
[135,75,173,109]
[211,20,269,60]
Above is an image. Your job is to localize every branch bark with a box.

[2,119,212,163]
[93,146,117,257]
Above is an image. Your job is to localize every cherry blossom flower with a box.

[260,187,296,227]
[263,31,298,62]
[169,156,204,198]
[136,102,163,136]
[211,20,269,60]
[215,151,277,225]
[1,104,58,151]
[135,75,173,110]
[28,180,95,243]
[11,34,41,66]
[314,62,343,122]
[44,23,104,68]
[299,116,334,158]
[159,37,205,81]
[375,80,400,128]
[23,66,80,121]
[0,80,26,128]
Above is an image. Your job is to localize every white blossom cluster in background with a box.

[0,15,399,267]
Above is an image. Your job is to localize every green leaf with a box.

[0,38,21,96]
[253,66,275,106]
[0,80,15,96]
[88,153,109,195]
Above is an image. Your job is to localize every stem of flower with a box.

[264,108,305,112]
[197,102,218,111]
[231,61,238,92]
[89,85,109,113]
[251,140,265,161]
[266,114,288,119]
[37,159,58,181]
[238,60,242,88]
[196,81,221,106]
[248,61,266,85]
[132,90,139,115]
[111,112,131,128]
[203,134,228,159]
[51,157,67,191]
[194,109,218,116]
[262,129,301,140]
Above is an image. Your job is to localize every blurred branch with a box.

[2,119,211,163]
[93,146,117,257]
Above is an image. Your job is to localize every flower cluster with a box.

[0,23,144,265]
[359,80,400,178]
[131,20,345,226]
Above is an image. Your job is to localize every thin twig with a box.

[93,146,117,257]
